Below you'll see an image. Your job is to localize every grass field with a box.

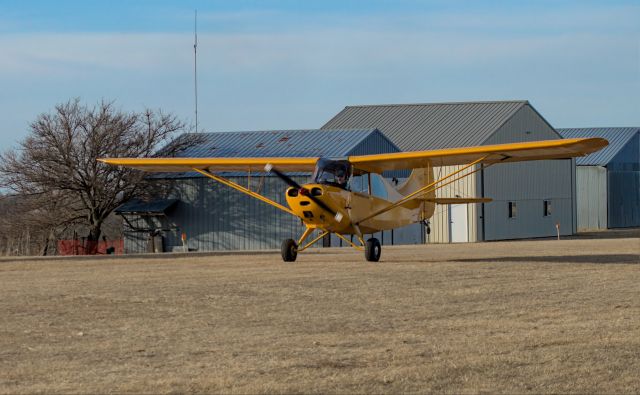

[1,232,639,394]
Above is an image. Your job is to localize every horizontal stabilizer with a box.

[424,197,493,204]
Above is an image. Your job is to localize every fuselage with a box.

[285,183,432,234]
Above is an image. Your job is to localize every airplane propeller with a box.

[265,164,343,222]
[265,163,302,189]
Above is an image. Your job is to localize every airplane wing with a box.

[348,138,608,173]
[100,138,607,174]
[97,157,319,172]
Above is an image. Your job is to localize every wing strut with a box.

[192,168,295,216]
[356,155,491,225]
[334,233,365,251]
[296,227,329,252]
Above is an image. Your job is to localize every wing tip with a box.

[583,137,609,153]
[98,158,127,166]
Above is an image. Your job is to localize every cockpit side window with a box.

[369,173,388,199]
[350,174,368,194]
[312,159,352,189]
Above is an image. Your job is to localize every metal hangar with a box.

[322,100,577,241]
[558,127,639,230]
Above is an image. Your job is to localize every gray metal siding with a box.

[608,170,640,228]
[347,129,410,178]
[346,129,402,156]
[576,166,608,231]
[123,229,150,254]
[607,132,640,228]
[480,105,575,240]
[559,129,639,228]
[482,198,573,240]
[608,132,639,171]
[124,175,313,253]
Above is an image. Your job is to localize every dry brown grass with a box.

[1,232,639,394]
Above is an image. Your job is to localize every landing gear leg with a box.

[365,238,381,262]
[422,220,431,235]
[281,227,328,262]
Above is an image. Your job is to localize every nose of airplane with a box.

[286,186,343,225]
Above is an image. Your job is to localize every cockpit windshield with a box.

[312,159,352,189]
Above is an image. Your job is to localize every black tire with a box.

[365,238,381,262]
[281,239,298,262]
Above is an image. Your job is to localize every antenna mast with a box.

[194,9,199,133]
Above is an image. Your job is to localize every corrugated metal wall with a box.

[576,166,607,231]
[428,164,477,243]
[124,175,312,253]
[559,129,639,229]
[608,170,640,227]
[607,133,640,228]
[480,105,575,240]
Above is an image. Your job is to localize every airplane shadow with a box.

[452,254,639,265]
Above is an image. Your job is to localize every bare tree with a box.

[0,193,63,256]
[0,99,194,248]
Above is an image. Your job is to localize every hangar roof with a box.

[172,128,397,158]
[321,100,531,151]
[155,128,400,178]
[557,127,640,166]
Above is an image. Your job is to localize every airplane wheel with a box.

[365,238,381,262]
[281,239,298,262]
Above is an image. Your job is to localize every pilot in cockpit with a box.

[335,169,347,188]
[313,159,352,190]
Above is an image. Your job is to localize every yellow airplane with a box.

[100,137,607,262]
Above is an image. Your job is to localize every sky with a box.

[0,0,638,149]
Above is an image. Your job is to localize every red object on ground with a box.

[57,239,124,255]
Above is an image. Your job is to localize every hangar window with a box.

[544,200,552,216]
[508,201,517,218]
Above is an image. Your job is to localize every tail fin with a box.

[393,166,490,221]
[393,166,436,220]
[395,165,435,200]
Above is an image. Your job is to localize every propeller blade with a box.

[265,163,302,189]
[265,163,343,222]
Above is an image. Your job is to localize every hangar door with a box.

[449,204,469,242]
